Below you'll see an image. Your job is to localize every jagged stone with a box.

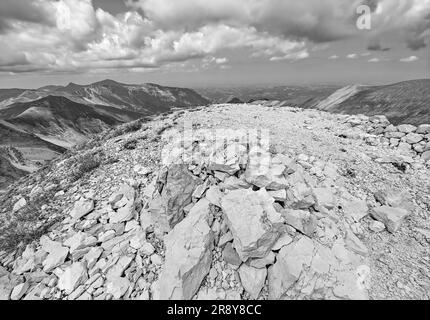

[98,230,115,242]
[268,237,315,299]
[63,232,97,254]
[205,185,223,207]
[371,206,409,233]
[342,198,369,222]
[285,182,315,209]
[422,151,430,162]
[249,252,276,269]
[222,176,251,190]
[404,133,423,144]
[281,209,317,237]
[106,255,134,280]
[238,264,266,299]
[150,254,163,265]
[222,243,242,266]
[369,221,385,232]
[397,124,417,133]
[69,198,95,220]
[218,231,233,247]
[84,247,103,269]
[416,124,430,134]
[208,142,247,175]
[374,188,413,212]
[271,233,293,251]
[192,181,209,199]
[148,164,203,229]
[312,187,335,210]
[106,276,130,299]
[268,189,287,201]
[154,199,213,300]
[245,153,288,190]
[385,131,405,139]
[10,282,30,300]
[58,262,88,295]
[12,198,27,212]
[109,203,135,224]
[220,189,284,261]
[42,245,69,272]
[344,229,368,256]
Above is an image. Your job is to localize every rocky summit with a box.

[0,102,430,301]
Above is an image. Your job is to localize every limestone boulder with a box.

[69,198,94,220]
[281,209,317,237]
[220,189,284,261]
[285,182,315,209]
[341,198,369,222]
[371,206,409,233]
[154,199,213,300]
[268,237,315,299]
[397,124,417,133]
[245,153,288,190]
[148,164,203,229]
[238,264,267,299]
[57,262,88,295]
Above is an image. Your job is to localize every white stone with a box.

[238,264,267,299]
[11,282,30,300]
[154,199,213,300]
[342,198,369,222]
[221,189,284,261]
[371,206,409,233]
[42,245,69,272]
[106,276,130,299]
[69,199,94,220]
[271,233,293,251]
[63,232,97,254]
[13,198,27,212]
[57,262,88,295]
[369,221,385,232]
[312,187,335,210]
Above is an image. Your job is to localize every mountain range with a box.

[1,78,429,190]
[314,79,430,125]
[0,80,210,189]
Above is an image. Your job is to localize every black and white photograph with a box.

[0,0,429,307]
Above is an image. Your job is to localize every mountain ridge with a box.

[315,79,430,125]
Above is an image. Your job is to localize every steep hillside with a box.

[0,153,27,190]
[315,80,430,125]
[0,95,144,148]
[0,121,67,189]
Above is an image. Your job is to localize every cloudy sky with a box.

[0,0,429,88]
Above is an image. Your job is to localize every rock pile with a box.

[344,115,430,163]
[1,106,423,300]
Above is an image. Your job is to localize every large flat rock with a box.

[221,188,284,261]
[154,199,213,300]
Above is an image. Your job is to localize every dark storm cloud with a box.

[367,40,390,51]
[0,0,54,32]
[405,15,430,50]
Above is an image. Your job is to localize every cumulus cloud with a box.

[328,55,339,59]
[0,0,429,74]
[400,55,419,62]
[347,53,359,59]
[129,0,430,45]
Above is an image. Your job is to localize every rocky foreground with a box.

[0,102,429,300]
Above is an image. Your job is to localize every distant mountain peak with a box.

[92,79,122,86]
